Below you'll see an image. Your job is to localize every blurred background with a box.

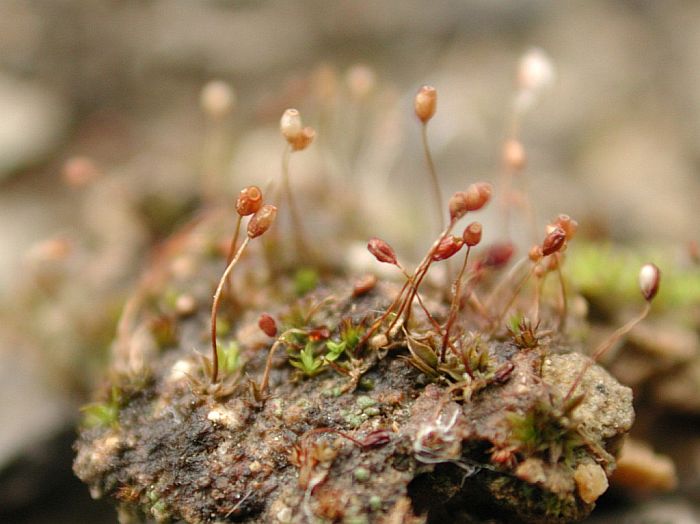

[0,1,698,522]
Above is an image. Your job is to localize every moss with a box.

[150,315,178,349]
[354,467,371,482]
[486,475,588,523]
[506,394,585,466]
[358,377,374,390]
[339,318,363,352]
[216,340,242,376]
[343,412,367,428]
[364,407,381,417]
[214,316,231,337]
[80,386,122,429]
[568,242,700,313]
[81,400,120,429]
[294,267,319,296]
[74,209,635,524]
[289,340,325,377]
[325,339,347,362]
[356,395,376,410]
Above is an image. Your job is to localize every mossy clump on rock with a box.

[75,74,647,523]
[74,207,634,524]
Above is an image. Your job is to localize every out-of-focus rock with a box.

[626,324,698,364]
[0,75,70,178]
[0,329,72,469]
[587,499,700,524]
[611,438,677,493]
[573,463,609,504]
[654,358,700,415]
[609,322,699,388]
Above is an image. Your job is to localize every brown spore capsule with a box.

[541,227,566,256]
[462,222,482,247]
[448,192,468,221]
[290,126,315,151]
[236,185,263,216]
[464,182,493,211]
[247,204,277,238]
[480,242,515,269]
[367,237,398,265]
[414,85,437,123]
[258,313,278,337]
[554,214,578,240]
[432,236,464,261]
[352,274,378,297]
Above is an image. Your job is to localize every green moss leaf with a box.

[217,340,241,375]
[294,267,319,296]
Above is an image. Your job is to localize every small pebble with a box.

[175,294,197,316]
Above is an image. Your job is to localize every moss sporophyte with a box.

[75,57,655,524]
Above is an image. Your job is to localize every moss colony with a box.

[75,59,653,523]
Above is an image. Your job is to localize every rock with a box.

[586,498,700,524]
[0,329,73,469]
[654,358,700,414]
[0,75,69,178]
[573,463,608,504]
[542,352,634,443]
[626,323,698,364]
[611,438,678,493]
